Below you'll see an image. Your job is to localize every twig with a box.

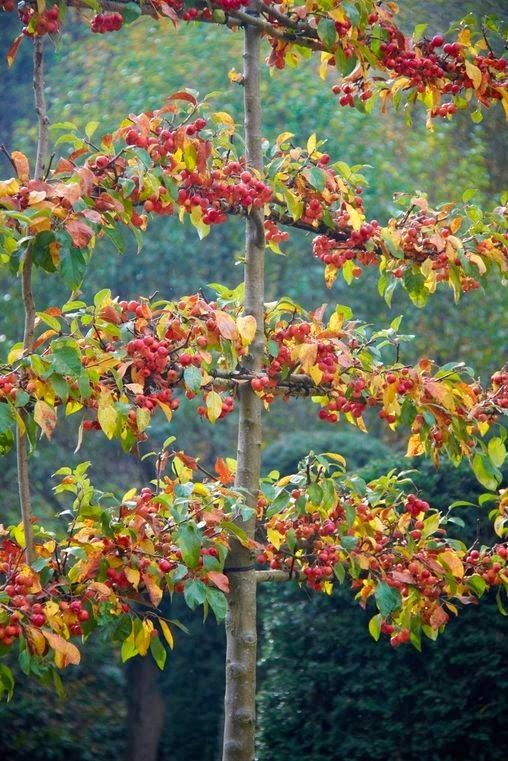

[16,36,49,565]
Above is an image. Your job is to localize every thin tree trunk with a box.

[222,17,265,761]
[17,36,48,564]
[126,656,165,761]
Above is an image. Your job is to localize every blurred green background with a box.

[0,2,506,759]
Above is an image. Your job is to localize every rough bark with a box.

[126,656,165,761]
[17,36,48,564]
[222,18,265,761]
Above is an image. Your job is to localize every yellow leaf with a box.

[438,550,464,579]
[299,343,318,373]
[345,203,364,231]
[309,364,324,385]
[26,625,47,656]
[43,631,81,668]
[206,390,223,423]
[322,581,333,595]
[212,111,235,126]
[215,310,238,340]
[267,527,284,550]
[465,60,482,90]
[406,433,424,457]
[469,253,487,275]
[136,406,152,431]
[122,488,138,502]
[0,178,20,196]
[276,131,294,146]
[237,315,257,345]
[136,619,154,656]
[124,567,140,590]
[156,399,173,423]
[306,133,317,155]
[97,393,118,439]
[322,452,346,467]
[7,343,24,364]
[34,400,57,439]
[324,264,338,288]
[159,619,174,650]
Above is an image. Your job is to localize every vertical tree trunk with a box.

[126,656,165,761]
[17,36,48,564]
[222,18,265,761]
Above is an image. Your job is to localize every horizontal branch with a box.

[255,569,304,583]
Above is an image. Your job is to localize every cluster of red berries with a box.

[264,219,289,246]
[0,372,17,400]
[490,370,508,409]
[213,0,250,10]
[90,12,123,34]
[0,0,15,12]
[20,5,60,36]
[126,335,171,377]
[404,493,430,518]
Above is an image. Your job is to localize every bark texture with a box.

[222,19,265,761]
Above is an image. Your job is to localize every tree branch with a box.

[17,36,49,565]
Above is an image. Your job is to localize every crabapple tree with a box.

[0,3,507,761]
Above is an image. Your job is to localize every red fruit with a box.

[31,613,46,627]
[159,559,172,573]
[78,609,90,622]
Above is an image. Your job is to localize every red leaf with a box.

[207,571,230,593]
[66,219,94,248]
[7,34,23,68]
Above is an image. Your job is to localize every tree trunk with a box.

[222,17,265,761]
[126,655,165,761]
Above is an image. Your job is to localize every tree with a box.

[0,3,507,761]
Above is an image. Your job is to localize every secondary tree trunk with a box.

[222,17,265,761]
[126,655,165,761]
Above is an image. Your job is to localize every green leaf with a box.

[183,365,202,393]
[266,489,291,518]
[60,246,87,290]
[32,231,57,273]
[177,522,201,568]
[206,587,228,621]
[472,453,502,492]
[150,633,167,670]
[0,403,15,434]
[317,18,337,51]
[183,579,207,609]
[51,341,83,377]
[374,582,401,617]
[120,2,142,24]
[0,664,15,701]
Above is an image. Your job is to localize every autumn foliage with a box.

[0,0,507,705]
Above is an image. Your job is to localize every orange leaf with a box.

[34,400,57,439]
[43,631,81,667]
[11,151,30,182]
[142,573,163,608]
[430,605,449,630]
[215,457,235,485]
[215,311,238,340]
[207,571,230,593]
